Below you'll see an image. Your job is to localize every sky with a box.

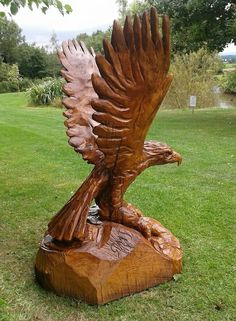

[2,0,120,46]
[1,0,236,54]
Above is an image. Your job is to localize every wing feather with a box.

[58,40,104,164]
[92,8,172,170]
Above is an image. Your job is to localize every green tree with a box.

[126,0,150,16]
[44,32,61,77]
[0,0,72,16]
[127,0,236,53]
[45,52,61,77]
[116,0,128,23]
[49,31,59,52]
[17,43,48,78]
[77,29,112,54]
[0,17,24,63]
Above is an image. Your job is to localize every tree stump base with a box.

[35,221,182,305]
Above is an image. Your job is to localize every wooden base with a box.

[35,221,182,304]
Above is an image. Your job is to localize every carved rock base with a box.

[35,221,182,305]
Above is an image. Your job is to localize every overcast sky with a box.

[1,0,236,54]
[3,0,120,45]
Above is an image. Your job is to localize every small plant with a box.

[0,80,19,93]
[28,78,64,106]
[220,71,236,94]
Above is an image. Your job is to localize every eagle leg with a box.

[96,172,166,241]
[100,200,175,248]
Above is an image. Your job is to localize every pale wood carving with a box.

[35,8,183,304]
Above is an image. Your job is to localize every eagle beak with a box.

[172,151,182,166]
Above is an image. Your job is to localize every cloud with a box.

[4,0,119,46]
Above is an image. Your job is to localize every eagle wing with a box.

[58,40,104,164]
[91,8,172,171]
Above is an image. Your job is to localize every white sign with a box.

[189,95,197,107]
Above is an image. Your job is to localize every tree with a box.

[77,29,112,54]
[116,0,128,24]
[49,31,59,53]
[127,0,236,53]
[45,52,61,77]
[17,43,48,78]
[0,0,72,16]
[126,0,150,16]
[0,17,24,63]
[164,48,223,108]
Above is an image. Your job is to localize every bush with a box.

[18,78,33,92]
[0,78,33,93]
[162,48,223,109]
[0,62,20,82]
[0,62,22,93]
[0,80,19,93]
[28,78,64,106]
[220,71,236,94]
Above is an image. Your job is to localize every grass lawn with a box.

[223,63,236,70]
[0,92,236,321]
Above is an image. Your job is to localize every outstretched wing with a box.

[58,40,104,164]
[91,8,172,170]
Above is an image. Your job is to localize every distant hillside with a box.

[220,54,236,62]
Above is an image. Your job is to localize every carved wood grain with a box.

[47,8,182,242]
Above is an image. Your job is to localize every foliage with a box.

[126,0,236,53]
[0,79,19,92]
[0,77,32,94]
[18,77,33,91]
[0,0,72,16]
[162,48,223,109]
[48,31,60,52]
[28,78,64,106]
[126,0,150,16]
[116,0,128,24]
[0,17,61,79]
[0,60,33,92]
[77,29,112,54]
[0,61,22,93]
[44,52,61,77]
[0,61,20,81]
[220,71,236,94]
[0,92,236,320]
[16,43,49,78]
[0,16,24,63]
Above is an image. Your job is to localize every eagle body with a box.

[48,8,182,242]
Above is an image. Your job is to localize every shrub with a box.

[28,78,64,106]
[0,62,20,82]
[220,71,236,94]
[0,80,19,93]
[0,78,33,93]
[162,48,223,109]
[18,78,33,92]
[0,62,22,93]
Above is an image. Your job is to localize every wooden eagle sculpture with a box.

[47,8,182,243]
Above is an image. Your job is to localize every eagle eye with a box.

[164,151,172,157]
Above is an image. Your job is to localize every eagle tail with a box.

[47,166,108,241]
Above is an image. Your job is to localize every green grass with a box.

[223,63,236,71]
[0,92,236,321]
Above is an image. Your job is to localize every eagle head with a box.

[143,141,182,167]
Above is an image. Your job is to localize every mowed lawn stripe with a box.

[0,92,235,321]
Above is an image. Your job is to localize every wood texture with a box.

[35,220,182,305]
[47,8,182,242]
[36,8,184,304]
